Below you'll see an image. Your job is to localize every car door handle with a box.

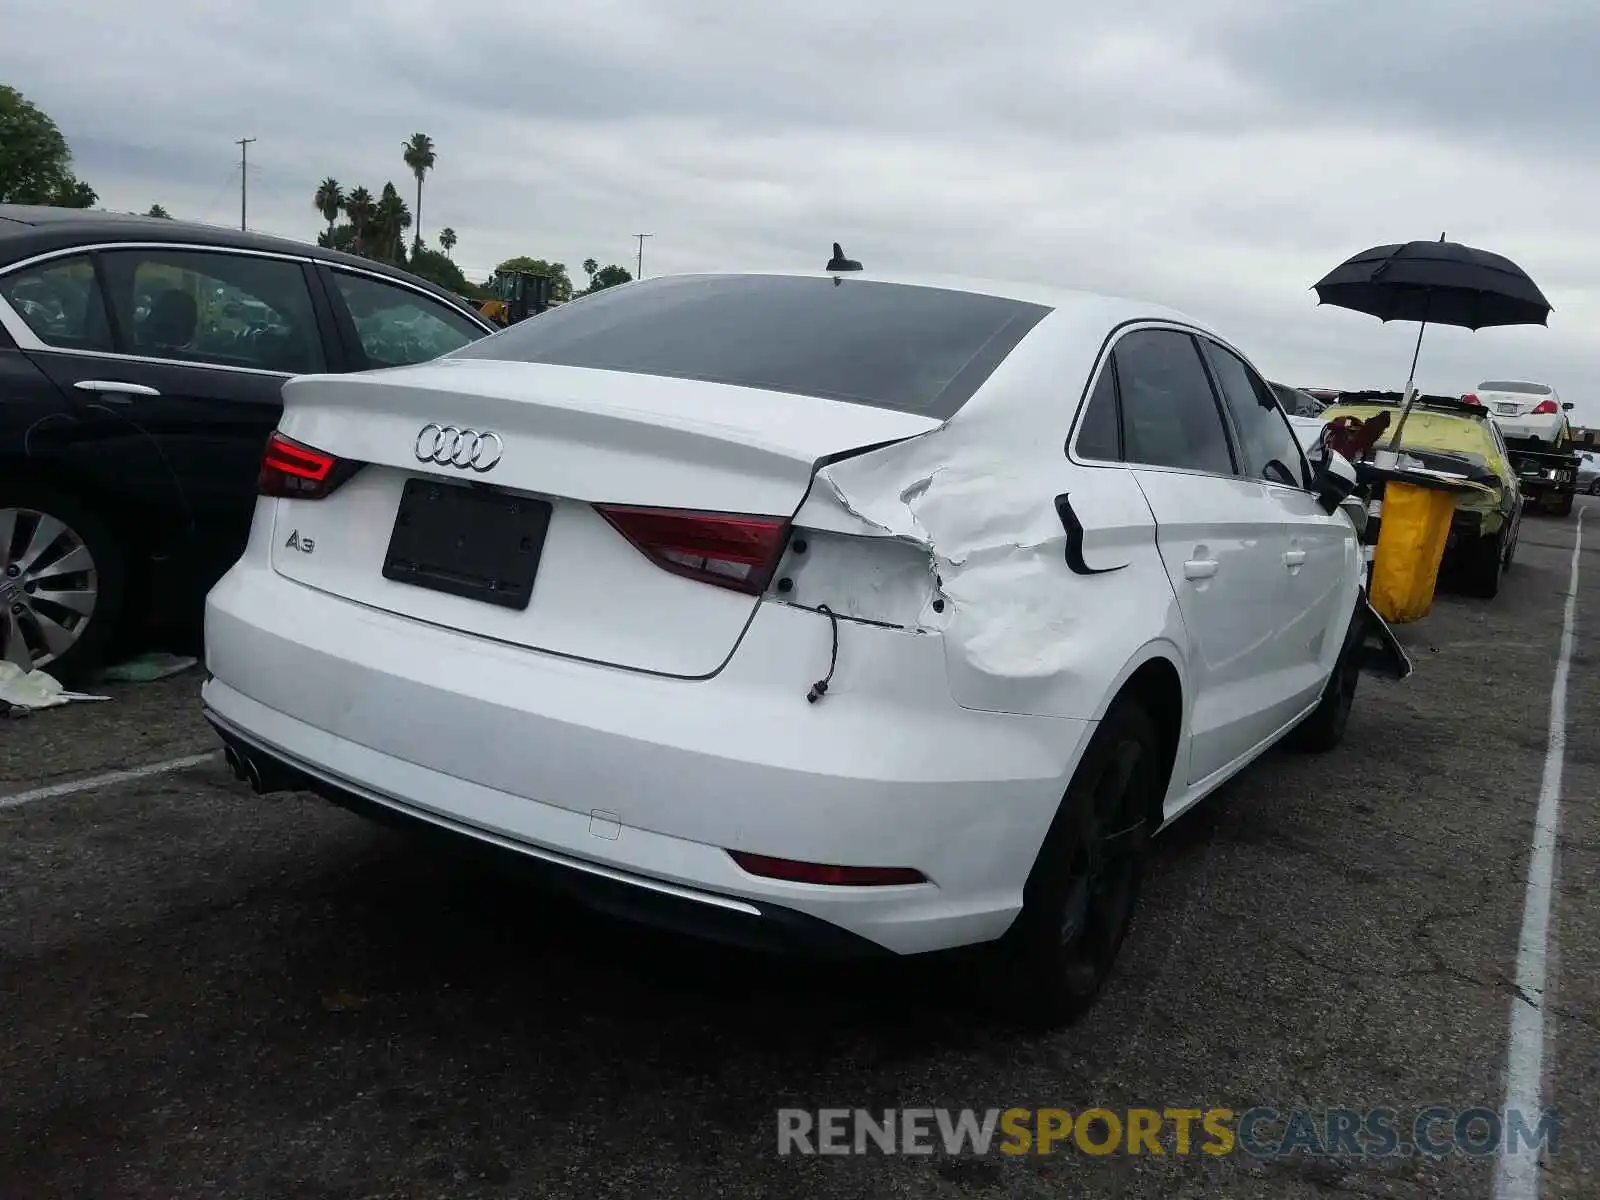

[1284,549,1307,569]
[1183,558,1219,580]
[74,379,161,401]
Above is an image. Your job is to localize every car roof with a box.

[0,204,482,318]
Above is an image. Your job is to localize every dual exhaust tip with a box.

[221,741,303,796]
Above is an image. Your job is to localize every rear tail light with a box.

[595,504,789,594]
[727,851,927,887]
[1461,393,1481,406]
[1532,400,1558,414]
[258,431,361,499]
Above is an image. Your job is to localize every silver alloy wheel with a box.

[0,507,99,673]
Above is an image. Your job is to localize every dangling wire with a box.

[807,605,840,703]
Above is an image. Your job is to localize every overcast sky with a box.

[6,0,1597,423]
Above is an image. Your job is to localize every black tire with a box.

[992,697,1161,1029]
[1286,602,1364,753]
[1459,529,1504,599]
[1552,492,1574,517]
[0,480,126,685]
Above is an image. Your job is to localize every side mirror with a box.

[1562,402,1575,411]
[1313,450,1358,514]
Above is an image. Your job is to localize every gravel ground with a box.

[2,500,1597,1199]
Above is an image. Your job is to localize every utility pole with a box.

[235,137,256,231]
[633,233,653,280]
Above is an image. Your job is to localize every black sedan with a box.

[0,205,495,680]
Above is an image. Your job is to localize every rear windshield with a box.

[451,274,1052,418]
[1478,380,1551,395]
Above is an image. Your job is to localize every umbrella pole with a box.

[1386,314,1431,452]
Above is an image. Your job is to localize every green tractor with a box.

[477,271,553,327]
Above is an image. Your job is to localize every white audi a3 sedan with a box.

[202,264,1395,1025]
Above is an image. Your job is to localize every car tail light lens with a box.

[258,431,360,499]
[727,851,927,887]
[1532,400,1558,414]
[1461,392,1481,405]
[595,505,790,593]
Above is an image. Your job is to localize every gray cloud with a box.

[3,0,1597,422]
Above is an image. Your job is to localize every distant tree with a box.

[438,226,457,258]
[374,181,411,263]
[146,203,171,218]
[0,85,96,206]
[582,258,599,287]
[56,179,96,208]
[402,133,435,252]
[589,264,632,291]
[494,255,573,302]
[313,177,343,239]
[342,186,376,256]
[407,245,471,295]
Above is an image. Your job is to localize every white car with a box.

[201,267,1394,1025]
[1470,380,1569,442]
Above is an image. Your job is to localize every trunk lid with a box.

[265,360,940,676]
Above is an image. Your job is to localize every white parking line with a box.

[1495,504,1585,1200]
[0,752,222,811]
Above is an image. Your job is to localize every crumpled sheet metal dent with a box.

[813,432,1088,681]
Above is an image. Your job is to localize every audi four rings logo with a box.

[414,424,504,471]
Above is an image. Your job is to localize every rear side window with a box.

[451,274,1051,419]
[1112,329,1236,476]
[1074,363,1121,460]
[1201,340,1308,488]
[0,255,113,352]
[332,270,486,368]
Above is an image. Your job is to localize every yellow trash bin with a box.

[1369,479,1456,624]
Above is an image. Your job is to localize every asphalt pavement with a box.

[2,500,1597,1199]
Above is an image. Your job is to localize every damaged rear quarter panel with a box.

[802,367,1190,724]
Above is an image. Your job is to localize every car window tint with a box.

[332,271,485,368]
[99,250,325,374]
[1111,329,1236,475]
[1201,340,1308,487]
[1074,361,1121,460]
[450,274,1052,419]
[0,255,113,352]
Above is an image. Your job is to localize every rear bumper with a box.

[202,561,1090,955]
[206,714,887,958]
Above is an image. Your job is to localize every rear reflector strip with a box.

[728,850,927,887]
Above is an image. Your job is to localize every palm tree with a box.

[401,133,436,252]
[343,186,376,256]
[439,227,457,259]
[583,258,599,288]
[375,182,412,262]
[313,177,343,240]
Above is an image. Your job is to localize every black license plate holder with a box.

[382,478,551,610]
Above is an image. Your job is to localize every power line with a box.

[234,137,256,231]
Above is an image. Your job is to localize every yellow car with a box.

[1320,391,1524,599]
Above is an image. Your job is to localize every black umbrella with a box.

[1313,233,1552,447]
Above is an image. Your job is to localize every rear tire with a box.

[1552,492,1574,517]
[0,481,126,685]
[1286,601,1364,754]
[1459,529,1504,599]
[992,697,1160,1029]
